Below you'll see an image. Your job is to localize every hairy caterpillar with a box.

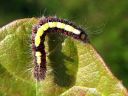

[32,16,88,81]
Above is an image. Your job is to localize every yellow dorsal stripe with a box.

[57,22,65,29]
[64,25,74,32]
[48,22,57,28]
[36,27,44,37]
[35,22,81,47]
[35,35,41,47]
[36,51,42,65]
[36,51,41,57]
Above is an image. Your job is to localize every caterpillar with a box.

[32,16,88,81]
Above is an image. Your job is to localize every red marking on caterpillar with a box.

[32,16,89,81]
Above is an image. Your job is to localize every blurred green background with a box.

[0,0,128,88]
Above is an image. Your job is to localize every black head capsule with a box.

[79,32,89,43]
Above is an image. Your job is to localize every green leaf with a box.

[0,18,127,96]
